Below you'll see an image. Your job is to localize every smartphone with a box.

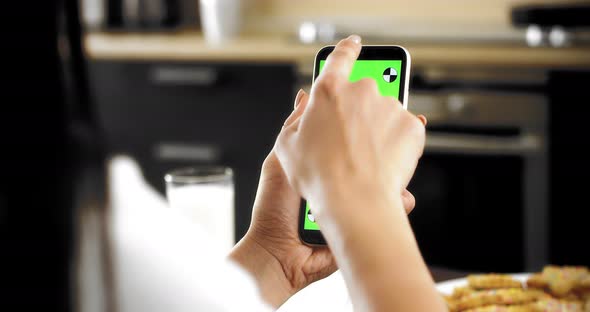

[299,45,412,245]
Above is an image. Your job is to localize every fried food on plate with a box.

[468,274,523,290]
[442,266,590,312]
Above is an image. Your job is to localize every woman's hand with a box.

[229,89,418,309]
[275,37,426,225]
[273,36,446,311]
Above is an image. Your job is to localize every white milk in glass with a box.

[167,183,234,253]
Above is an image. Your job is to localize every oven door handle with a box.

[150,66,220,87]
[425,132,544,155]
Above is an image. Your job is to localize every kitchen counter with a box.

[85,31,590,74]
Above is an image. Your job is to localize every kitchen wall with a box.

[242,0,583,41]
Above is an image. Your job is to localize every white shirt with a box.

[76,156,351,312]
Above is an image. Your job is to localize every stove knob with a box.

[447,94,466,116]
[549,26,571,47]
[526,24,546,47]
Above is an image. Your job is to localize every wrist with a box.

[312,188,444,311]
[228,233,295,308]
[312,182,411,278]
[313,177,403,228]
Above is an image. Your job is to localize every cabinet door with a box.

[548,71,590,265]
[88,61,297,241]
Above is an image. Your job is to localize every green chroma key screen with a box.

[304,59,403,231]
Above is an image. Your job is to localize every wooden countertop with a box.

[85,32,590,73]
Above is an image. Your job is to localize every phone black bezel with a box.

[299,45,410,246]
[298,199,326,244]
[314,45,409,104]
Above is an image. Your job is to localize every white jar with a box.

[199,0,243,45]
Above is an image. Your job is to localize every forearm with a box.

[318,188,447,312]
[228,234,294,309]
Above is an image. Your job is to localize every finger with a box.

[294,88,304,109]
[401,189,416,214]
[417,114,428,126]
[275,122,299,193]
[319,35,362,83]
[304,247,338,280]
[284,90,309,127]
[294,88,306,109]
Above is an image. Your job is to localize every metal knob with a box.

[447,94,466,115]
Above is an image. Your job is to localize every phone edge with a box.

[299,44,411,246]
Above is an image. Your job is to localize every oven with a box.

[407,68,548,272]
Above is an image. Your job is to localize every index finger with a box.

[319,35,362,83]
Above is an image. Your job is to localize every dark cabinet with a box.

[87,60,297,241]
[548,71,590,266]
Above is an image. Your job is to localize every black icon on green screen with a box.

[307,209,315,222]
[383,67,398,83]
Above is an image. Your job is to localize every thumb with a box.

[275,124,300,195]
[283,89,309,128]
[275,90,310,195]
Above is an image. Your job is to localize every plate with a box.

[436,273,531,295]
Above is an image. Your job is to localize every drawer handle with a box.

[150,67,219,86]
[426,132,544,155]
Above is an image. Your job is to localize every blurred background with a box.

[3,0,590,310]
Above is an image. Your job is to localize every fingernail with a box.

[294,89,304,109]
[417,115,428,126]
[347,34,361,44]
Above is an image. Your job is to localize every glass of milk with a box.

[165,166,234,252]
